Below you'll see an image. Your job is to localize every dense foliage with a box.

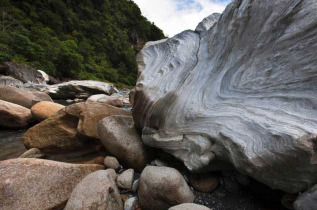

[0,0,165,85]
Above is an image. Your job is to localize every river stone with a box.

[116,169,134,190]
[2,62,45,84]
[18,148,45,159]
[0,158,103,210]
[30,90,53,102]
[0,100,33,129]
[131,0,317,193]
[189,173,219,193]
[0,85,43,108]
[64,170,123,210]
[169,203,211,210]
[293,184,317,210]
[42,80,115,99]
[31,101,65,121]
[138,166,195,210]
[22,108,86,154]
[98,115,152,170]
[69,102,131,139]
[87,94,123,107]
[0,76,23,87]
[124,197,138,210]
[104,156,120,170]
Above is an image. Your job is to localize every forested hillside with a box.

[0,0,165,86]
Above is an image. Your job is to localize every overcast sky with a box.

[133,0,231,37]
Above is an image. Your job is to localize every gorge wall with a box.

[131,0,317,194]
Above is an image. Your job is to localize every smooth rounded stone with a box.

[195,13,220,34]
[69,102,131,139]
[189,173,219,193]
[0,85,43,108]
[169,203,211,210]
[31,101,65,121]
[132,179,139,192]
[74,98,85,102]
[104,156,120,170]
[293,184,317,210]
[22,108,86,154]
[0,158,103,210]
[0,100,33,129]
[2,62,45,84]
[38,70,49,83]
[98,115,152,170]
[0,75,23,87]
[138,166,195,210]
[131,0,317,194]
[116,169,134,190]
[42,80,115,99]
[30,91,53,102]
[87,94,123,107]
[64,170,123,210]
[18,148,45,159]
[124,197,138,210]
[106,168,118,180]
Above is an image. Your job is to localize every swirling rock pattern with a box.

[132,0,317,193]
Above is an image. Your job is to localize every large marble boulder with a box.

[0,100,33,129]
[42,80,115,99]
[132,0,317,194]
[0,158,103,210]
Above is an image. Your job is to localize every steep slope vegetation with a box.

[0,0,165,85]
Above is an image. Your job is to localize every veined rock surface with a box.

[132,0,317,193]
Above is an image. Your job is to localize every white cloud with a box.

[132,0,230,37]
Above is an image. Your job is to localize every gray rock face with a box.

[87,94,123,107]
[293,184,317,210]
[138,166,195,210]
[0,76,23,87]
[64,170,123,210]
[2,62,45,84]
[132,0,317,193]
[42,80,115,99]
[195,13,220,34]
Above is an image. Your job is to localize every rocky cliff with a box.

[131,0,317,194]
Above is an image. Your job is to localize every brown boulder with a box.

[22,109,84,154]
[0,85,44,108]
[0,100,32,129]
[66,102,131,139]
[31,101,65,121]
[0,158,103,210]
[64,170,123,210]
[98,115,153,170]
